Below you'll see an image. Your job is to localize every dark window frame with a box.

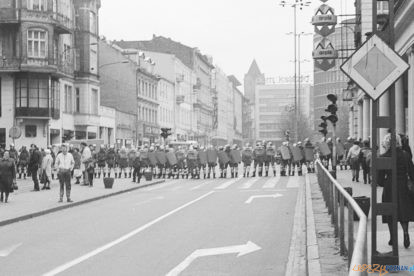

[25,125,37,138]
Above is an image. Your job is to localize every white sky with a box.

[100,0,355,87]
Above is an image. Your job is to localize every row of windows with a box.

[160,107,173,124]
[259,131,283,139]
[138,106,157,124]
[138,79,157,100]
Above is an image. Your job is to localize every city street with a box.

[0,175,302,276]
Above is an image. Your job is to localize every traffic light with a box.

[319,116,328,137]
[325,94,338,124]
[160,128,172,139]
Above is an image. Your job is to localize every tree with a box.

[279,109,314,142]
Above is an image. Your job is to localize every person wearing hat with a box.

[265,142,277,177]
[242,143,253,178]
[55,144,74,202]
[9,144,18,165]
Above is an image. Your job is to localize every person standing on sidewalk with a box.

[55,144,75,203]
[346,140,361,182]
[40,149,53,190]
[28,144,42,191]
[18,146,29,179]
[0,151,17,203]
[359,140,372,184]
[379,133,414,249]
[80,142,91,186]
[72,148,82,184]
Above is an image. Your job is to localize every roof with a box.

[114,35,214,70]
[228,75,242,86]
[246,59,262,76]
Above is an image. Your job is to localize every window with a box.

[89,11,97,34]
[75,88,80,112]
[91,89,98,115]
[28,29,47,58]
[25,125,37,138]
[16,77,48,109]
[64,85,72,113]
[28,0,47,11]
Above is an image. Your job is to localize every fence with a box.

[315,160,368,276]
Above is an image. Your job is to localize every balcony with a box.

[0,8,20,23]
[0,57,20,72]
[74,113,100,127]
[19,57,74,76]
[20,9,73,34]
[15,107,59,119]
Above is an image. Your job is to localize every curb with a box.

[0,179,165,227]
[305,173,322,276]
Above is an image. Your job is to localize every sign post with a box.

[340,0,409,266]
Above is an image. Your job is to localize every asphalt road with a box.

[0,175,302,276]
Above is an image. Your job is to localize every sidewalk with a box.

[0,177,164,227]
[309,168,414,275]
[336,170,414,270]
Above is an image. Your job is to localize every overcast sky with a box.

[100,0,354,88]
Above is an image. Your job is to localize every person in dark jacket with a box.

[242,144,253,178]
[72,148,82,184]
[378,134,414,249]
[0,151,16,203]
[97,147,107,178]
[106,146,116,178]
[18,146,30,179]
[28,144,42,191]
[359,140,372,184]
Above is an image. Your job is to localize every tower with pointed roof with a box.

[244,60,265,104]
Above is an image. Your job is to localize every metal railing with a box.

[315,160,368,276]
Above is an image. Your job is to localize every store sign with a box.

[312,4,337,37]
[313,38,338,59]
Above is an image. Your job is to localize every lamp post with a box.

[280,0,311,141]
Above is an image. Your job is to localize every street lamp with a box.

[280,0,311,141]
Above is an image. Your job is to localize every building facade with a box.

[228,75,243,145]
[244,60,265,142]
[114,35,214,145]
[0,0,100,148]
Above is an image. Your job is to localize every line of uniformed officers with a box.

[88,139,317,183]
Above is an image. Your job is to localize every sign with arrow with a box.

[166,241,261,276]
[245,193,283,204]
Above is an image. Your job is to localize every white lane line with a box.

[215,178,239,190]
[42,191,215,276]
[170,186,183,191]
[263,176,281,189]
[145,180,180,191]
[286,177,300,188]
[190,180,212,190]
[240,178,260,189]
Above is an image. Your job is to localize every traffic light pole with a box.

[331,123,337,179]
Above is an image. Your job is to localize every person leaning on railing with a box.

[378,133,414,249]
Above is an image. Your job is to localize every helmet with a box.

[200,146,205,150]
[149,146,154,151]
[304,138,309,143]
[232,144,238,149]
[293,143,297,147]
[297,141,302,145]
[245,143,250,148]
[218,146,224,150]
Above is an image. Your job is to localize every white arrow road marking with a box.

[263,175,280,189]
[43,191,215,276]
[166,241,261,276]
[245,193,283,204]
[0,243,22,257]
[240,178,260,189]
[215,178,239,190]
[133,196,164,206]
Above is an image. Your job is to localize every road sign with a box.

[9,126,21,139]
[340,34,409,100]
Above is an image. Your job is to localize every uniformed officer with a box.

[186,145,199,179]
[229,144,241,178]
[280,141,292,176]
[252,142,266,177]
[241,143,253,177]
[217,146,230,178]
[175,146,186,179]
[206,145,218,179]
[198,146,208,179]
[265,142,277,177]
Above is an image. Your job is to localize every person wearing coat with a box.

[18,146,30,179]
[0,151,16,203]
[242,144,253,178]
[346,140,361,182]
[40,149,53,190]
[106,146,117,178]
[72,148,82,184]
[118,146,129,178]
[378,133,414,249]
[96,148,107,178]
[28,144,42,191]
[80,142,92,185]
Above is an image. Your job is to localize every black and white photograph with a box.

[0,0,414,275]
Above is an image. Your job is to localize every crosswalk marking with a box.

[215,178,239,190]
[263,176,280,189]
[286,176,300,188]
[240,178,260,189]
